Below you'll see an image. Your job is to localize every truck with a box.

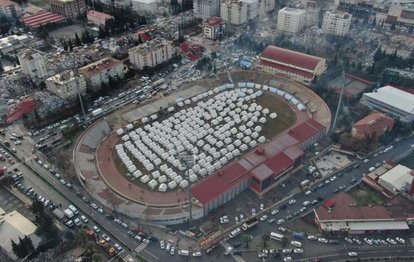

[293,232,304,240]
[63,209,74,219]
[52,208,66,221]
[242,217,259,231]
[92,108,103,117]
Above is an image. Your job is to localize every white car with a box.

[80,215,88,223]
[299,207,307,212]
[303,201,310,206]
[318,238,328,243]
[260,203,264,210]
[283,257,292,262]
[330,175,337,182]
[165,243,171,252]
[396,237,405,244]
[160,240,165,249]
[348,252,358,257]
[114,243,122,251]
[344,237,353,244]
[386,238,396,245]
[251,208,256,216]
[288,199,296,205]
[102,234,111,242]
[260,215,268,221]
[363,158,369,163]
[93,226,100,233]
[271,209,279,215]
[277,219,285,225]
[364,238,373,245]
[170,246,175,255]
[219,216,229,224]
[293,248,303,254]
[91,203,98,209]
[192,251,202,257]
[307,235,317,240]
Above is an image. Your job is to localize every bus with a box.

[228,228,241,239]
[270,232,284,242]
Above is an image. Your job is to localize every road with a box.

[2,131,414,262]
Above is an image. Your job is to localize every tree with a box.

[281,236,288,248]
[261,233,270,248]
[31,198,45,215]
[242,235,252,248]
[92,253,102,262]
[74,33,82,46]
[68,39,73,51]
[85,241,95,254]
[77,229,88,245]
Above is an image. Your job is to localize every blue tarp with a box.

[238,82,247,88]
[238,92,246,97]
[175,96,184,103]
[225,83,234,89]
[255,91,263,97]
[246,82,255,88]
[269,87,278,93]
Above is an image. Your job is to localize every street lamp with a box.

[179,150,195,225]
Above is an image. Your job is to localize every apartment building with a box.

[203,16,225,40]
[193,0,221,20]
[17,49,49,79]
[321,10,352,36]
[50,0,86,20]
[46,70,87,101]
[131,0,157,15]
[0,0,17,19]
[87,10,114,26]
[277,7,306,34]
[220,0,248,26]
[79,57,125,89]
[128,39,175,70]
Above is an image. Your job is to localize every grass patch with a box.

[349,184,385,206]
[256,93,296,138]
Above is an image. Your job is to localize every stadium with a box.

[73,70,331,225]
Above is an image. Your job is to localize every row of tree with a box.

[60,31,94,51]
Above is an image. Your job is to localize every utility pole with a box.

[331,70,345,134]
[179,150,195,226]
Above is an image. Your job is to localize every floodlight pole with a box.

[331,70,345,134]
[179,151,195,226]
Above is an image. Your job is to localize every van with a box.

[291,241,302,248]
[300,180,310,187]
[68,205,79,215]
[228,228,241,238]
[178,249,189,256]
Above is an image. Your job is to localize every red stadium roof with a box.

[259,60,315,79]
[22,12,66,28]
[288,118,325,142]
[261,46,323,71]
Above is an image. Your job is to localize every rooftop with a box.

[204,16,225,27]
[353,112,394,136]
[363,85,414,115]
[21,11,66,28]
[315,192,392,221]
[46,70,83,85]
[0,211,41,256]
[0,0,16,7]
[325,10,352,19]
[79,57,123,78]
[279,7,306,14]
[192,119,322,204]
[379,164,413,193]
[260,46,324,71]
[87,10,114,20]
[259,60,315,79]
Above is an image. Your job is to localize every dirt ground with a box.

[49,25,86,40]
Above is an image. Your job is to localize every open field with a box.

[349,184,386,206]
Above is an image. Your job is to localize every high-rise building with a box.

[277,7,306,34]
[257,0,275,16]
[220,0,248,26]
[0,0,17,19]
[17,49,49,79]
[128,39,175,70]
[131,0,157,15]
[321,10,352,36]
[301,0,321,26]
[46,70,87,101]
[194,0,221,20]
[50,0,86,20]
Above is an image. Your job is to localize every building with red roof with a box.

[87,10,113,26]
[191,119,325,215]
[203,17,225,40]
[258,46,326,85]
[6,98,36,124]
[314,192,412,234]
[21,11,66,29]
[352,112,394,141]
